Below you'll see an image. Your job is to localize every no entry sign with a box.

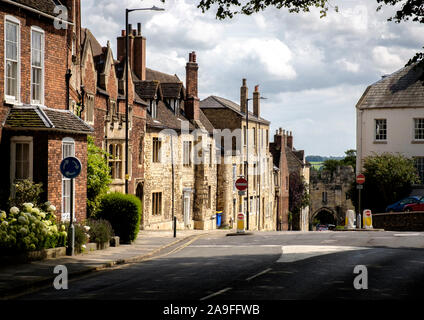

[235,177,248,191]
[356,174,365,185]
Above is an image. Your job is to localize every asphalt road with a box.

[18,231,424,300]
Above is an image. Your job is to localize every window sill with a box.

[4,98,21,106]
[411,140,424,144]
[373,140,387,144]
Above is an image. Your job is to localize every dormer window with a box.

[175,99,180,115]
[151,99,157,119]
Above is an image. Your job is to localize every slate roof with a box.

[357,63,424,109]
[4,105,94,134]
[134,81,161,100]
[5,0,68,17]
[144,69,215,134]
[146,68,180,83]
[200,95,271,125]
[161,82,185,99]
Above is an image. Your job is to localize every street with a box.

[16,231,424,300]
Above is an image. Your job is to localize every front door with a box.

[183,193,191,229]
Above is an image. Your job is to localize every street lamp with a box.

[125,6,164,194]
[245,94,267,230]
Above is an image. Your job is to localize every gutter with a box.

[1,0,74,26]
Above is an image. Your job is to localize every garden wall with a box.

[372,211,424,231]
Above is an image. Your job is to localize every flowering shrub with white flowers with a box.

[0,202,67,254]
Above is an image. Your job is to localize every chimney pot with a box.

[128,24,132,33]
[137,23,141,36]
[255,85,259,92]
[121,30,126,37]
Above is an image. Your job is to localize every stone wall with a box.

[372,211,424,231]
[309,166,355,225]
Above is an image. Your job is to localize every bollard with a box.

[237,212,245,233]
[345,209,356,230]
[362,209,373,229]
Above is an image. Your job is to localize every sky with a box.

[81,0,423,157]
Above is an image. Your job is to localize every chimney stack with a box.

[240,79,248,114]
[117,22,146,81]
[286,131,293,150]
[185,51,200,121]
[253,85,260,118]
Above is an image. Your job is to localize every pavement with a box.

[0,229,228,299]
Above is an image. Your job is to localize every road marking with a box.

[277,245,371,263]
[189,245,280,248]
[393,233,422,237]
[246,268,272,281]
[200,287,232,301]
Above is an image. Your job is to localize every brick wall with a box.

[373,212,424,231]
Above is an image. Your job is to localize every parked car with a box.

[385,196,422,212]
[403,197,424,212]
[316,224,332,231]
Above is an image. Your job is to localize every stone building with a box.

[309,166,355,226]
[285,131,311,231]
[119,26,218,230]
[0,0,93,221]
[270,129,291,231]
[201,80,276,231]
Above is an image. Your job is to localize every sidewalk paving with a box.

[0,229,228,299]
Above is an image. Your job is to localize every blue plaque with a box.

[60,157,82,179]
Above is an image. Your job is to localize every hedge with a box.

[97,193,141,243]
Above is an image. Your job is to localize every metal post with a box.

[67,178,75,256]
[357,188,362,229]
[125,9,129,194]
[246,99,249,230]
[173,216,177,238]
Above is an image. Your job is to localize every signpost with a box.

[60,156,82,256]
[235,177,248,233]
[356,174,365,229]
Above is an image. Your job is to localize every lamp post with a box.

[125,6,164,194]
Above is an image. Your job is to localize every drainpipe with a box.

[65,69,72,110]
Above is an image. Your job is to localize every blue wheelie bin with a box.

[216,211,223,228]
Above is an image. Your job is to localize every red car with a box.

[403,197,424,212]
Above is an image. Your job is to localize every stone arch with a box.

[310,207,338,225]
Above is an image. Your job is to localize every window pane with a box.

[415,119,424,140]
[6,22,18,60]
[6,61,17,97]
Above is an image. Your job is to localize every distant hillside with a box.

[306,155,344,162]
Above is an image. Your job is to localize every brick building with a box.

[119,25,217,230]
[0,0,92,221]
[201,80,278,231]
[73,27,147,197]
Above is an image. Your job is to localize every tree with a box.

[87,136,112,217]
[340,149,356,170]
[289,171,310,230]
[348,153,420,213]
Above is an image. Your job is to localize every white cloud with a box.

[81,0,423,156]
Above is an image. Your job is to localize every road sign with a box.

[60,157,82,179]
[356,174,365,185]
[235,177,248,191]
[356,185,363,190]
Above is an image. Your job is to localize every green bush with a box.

[87,136,112,217]
[97,192,141,243]
[86,219,114,245]
[0,202,67,254]
[9,180,43,208]
[64,222,89,254]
